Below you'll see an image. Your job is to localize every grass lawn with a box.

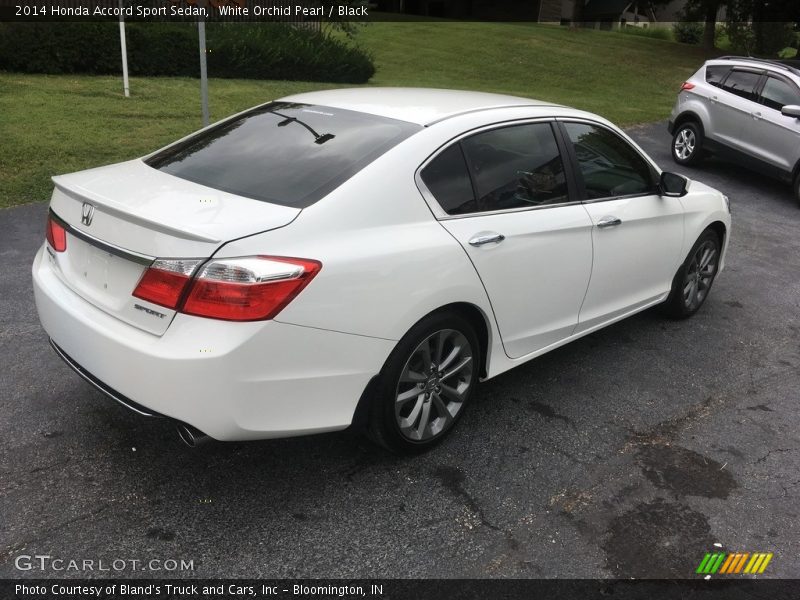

[0,21,718,208]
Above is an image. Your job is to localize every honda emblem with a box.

[81,202,95,226]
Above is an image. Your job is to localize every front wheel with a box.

[661,229,720,319]
[672,121,703,166]
[368,312,479,454]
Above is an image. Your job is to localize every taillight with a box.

[680,82,695,92]
[46,215,67,252]
[182,256,321,321]
[132,259,202,309]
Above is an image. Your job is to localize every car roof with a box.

[278,87,559,126]
[708,56,800,78]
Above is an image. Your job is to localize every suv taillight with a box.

[45,215,67,252]
[132,256,321,322]
[680,82,695,92]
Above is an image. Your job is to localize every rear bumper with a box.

[32,245,395,441]
[49,339,167,418]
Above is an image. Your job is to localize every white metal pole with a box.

[118,0,130,97]
[198,3,209,127]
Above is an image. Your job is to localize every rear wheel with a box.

[368,312,479,454]
[672,121,703,166]
[661,229,720,319]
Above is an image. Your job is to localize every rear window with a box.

[146,102,421,208]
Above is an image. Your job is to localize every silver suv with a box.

[668,56,800,205]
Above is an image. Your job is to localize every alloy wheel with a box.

[674,128,696,161]
[683,240,717,311]
[394,329,473,442]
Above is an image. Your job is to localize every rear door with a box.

[744,73,800,174]
[558,121,685,332]
[418,120,593,359]
[711,67,765,151]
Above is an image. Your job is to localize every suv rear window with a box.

[705,65,731,88]
[146,102,421,208]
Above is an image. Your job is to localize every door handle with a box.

[711,95,718,103]
[752,111,762,120]
[597,216,622,229]
[468,232,505,247]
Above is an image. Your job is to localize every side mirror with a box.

[659,171,688,197]
[781,104,800,118]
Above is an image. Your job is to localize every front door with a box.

[558,121,685,332]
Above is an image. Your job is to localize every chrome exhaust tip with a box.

[176,423,210,448]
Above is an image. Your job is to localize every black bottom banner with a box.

[3,579,800,600]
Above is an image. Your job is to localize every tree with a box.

[725,0,798,57]
[682,0,726,49]
[570,0,584,28]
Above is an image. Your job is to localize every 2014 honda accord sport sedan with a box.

[33,88,731,453]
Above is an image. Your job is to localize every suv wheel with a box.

[672,121,703,166]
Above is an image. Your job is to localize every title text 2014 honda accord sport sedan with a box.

[32,88,731,453]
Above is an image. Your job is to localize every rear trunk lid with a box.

[47,159,300,335]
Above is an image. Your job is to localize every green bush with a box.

[619,25,673,42]
[672,21,704,45]
[206,24,375,83]
[0,22,374,83]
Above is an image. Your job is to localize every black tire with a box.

[367,311,480,454]
[794,173,800,208]
[671,121,704,166]
[661,229,721,319]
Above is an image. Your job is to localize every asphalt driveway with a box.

[1,122,799,579]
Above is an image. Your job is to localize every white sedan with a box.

[32,88,731,453]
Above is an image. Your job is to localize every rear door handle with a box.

[711,95,718,103]
[468,232,505,247]
[597,216,622,229]
[752,111,762,120]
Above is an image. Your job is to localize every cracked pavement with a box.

[1,121,799,578]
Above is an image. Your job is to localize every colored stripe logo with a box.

[696,552,773,574]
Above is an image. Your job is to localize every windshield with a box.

[146,102,421,208]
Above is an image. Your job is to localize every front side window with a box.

[720,69,762,101]
[146,102,421,208]
[563,122,657,200]
[760,76,800,111]
[420,122,568,216]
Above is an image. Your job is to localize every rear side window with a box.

[146,102,421,208]
[461,123,568,211]
[705,65,731,88]
[419,145,476,215]
[420,122,568,216]
[720,69,762,101]
[760,76,800,111]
